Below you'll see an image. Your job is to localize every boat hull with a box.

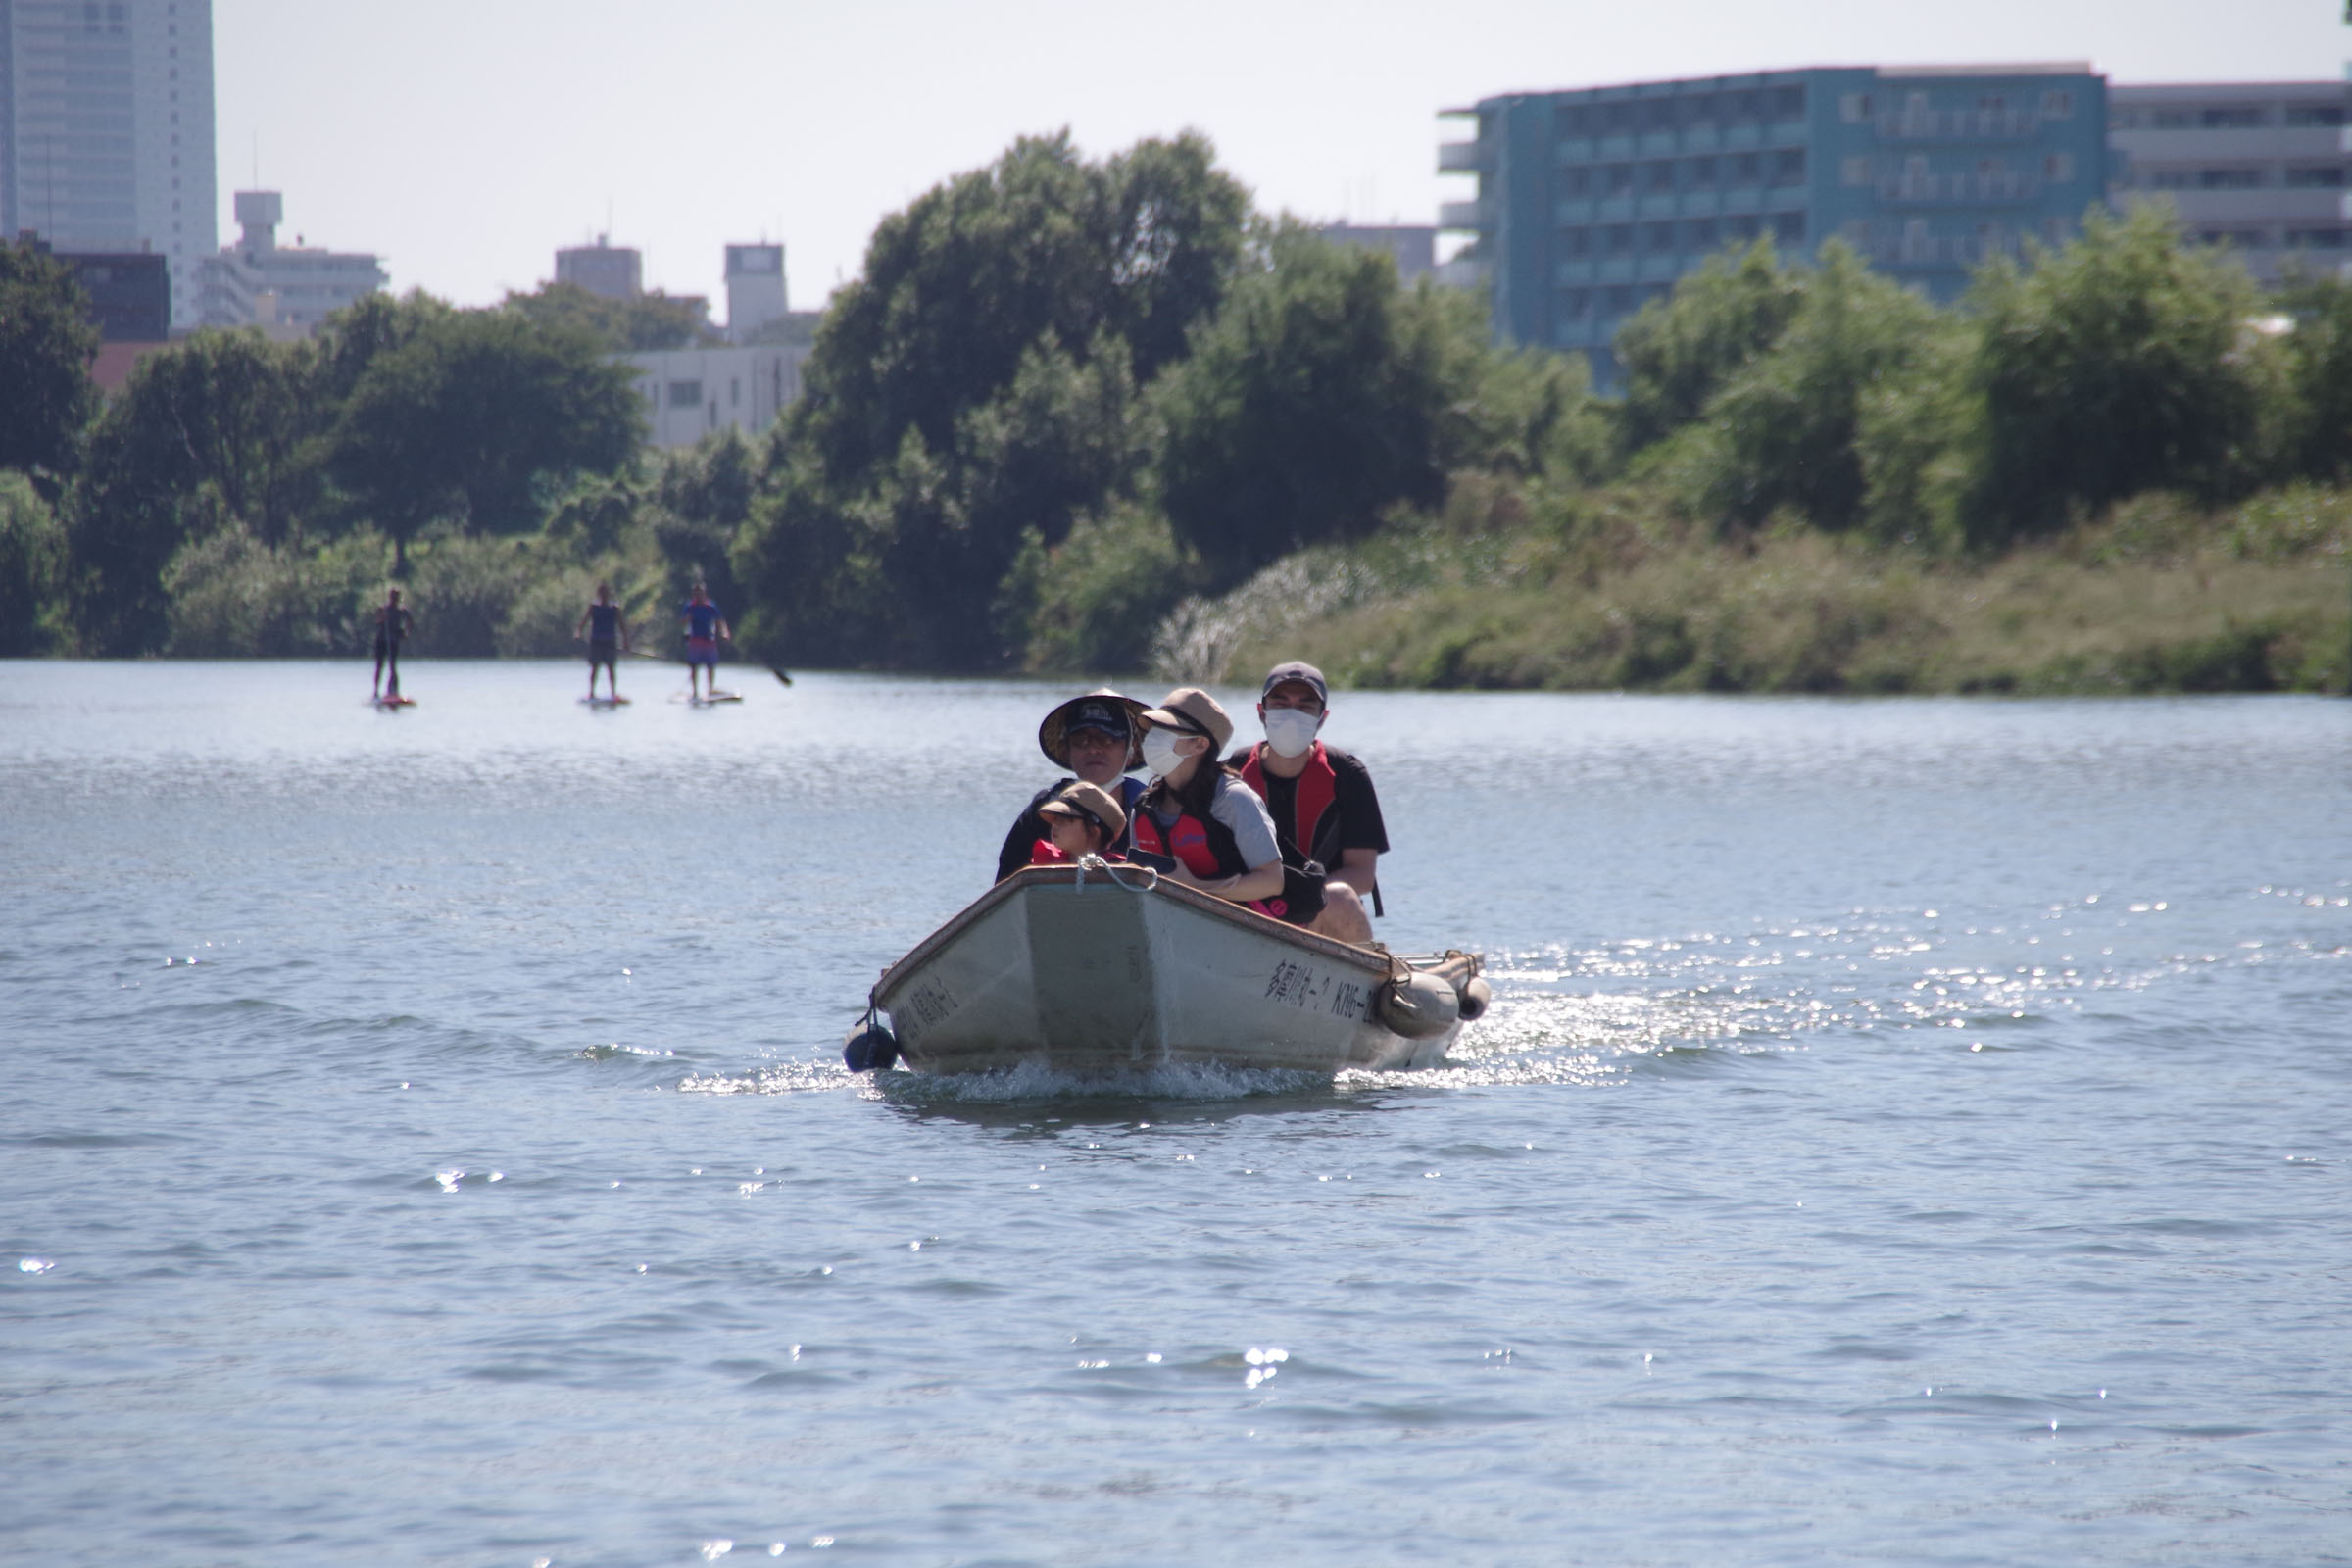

[873,866,1465,1077]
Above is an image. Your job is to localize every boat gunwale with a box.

[874,864,1393,1003]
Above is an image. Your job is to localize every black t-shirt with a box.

[1227,744,1389,864]
[993,774,1149,882]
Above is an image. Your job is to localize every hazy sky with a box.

[215,0,2346,314]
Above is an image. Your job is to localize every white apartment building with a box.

[1,0,218,329]
[195,189,386,334]
[2110,81,2352,283]
[622,343,812,449]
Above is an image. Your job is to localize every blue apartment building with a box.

[1439,65,2110,388]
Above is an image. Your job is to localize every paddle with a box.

[621,647,793,686]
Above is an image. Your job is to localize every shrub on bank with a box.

[1153,480,2351,696]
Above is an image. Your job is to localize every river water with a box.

[3,660,2347,1567]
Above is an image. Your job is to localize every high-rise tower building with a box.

[1,0,219,332]
[555,235,641,300]
[723,243,785,340]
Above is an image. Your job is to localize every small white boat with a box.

[855,862,1487,1077]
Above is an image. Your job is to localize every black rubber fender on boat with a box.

[1454,975,1493,1022]
[1377,971,1461,1039]
[844,1021,900,1072]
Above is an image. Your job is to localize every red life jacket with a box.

[1027,839,1124,868]
[1129,798,1247,881]
[1239,741,1340,866]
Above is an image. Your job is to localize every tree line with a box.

[4,135,2349,671]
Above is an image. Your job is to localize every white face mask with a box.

[1262,709,1320,759]
[1141,728,1192,778]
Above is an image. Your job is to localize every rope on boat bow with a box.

[1074,854,1159,894]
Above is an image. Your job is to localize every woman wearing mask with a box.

[1128,688,1289,911]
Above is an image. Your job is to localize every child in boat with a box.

[1026,781,1128,866]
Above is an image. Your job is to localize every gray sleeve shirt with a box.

[1208,773,1282,869]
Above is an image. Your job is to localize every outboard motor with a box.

[843,1018,900,1072]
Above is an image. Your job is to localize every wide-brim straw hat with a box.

[1140,687,1234,754]
[1037,689,1147,770]
[1038,780,1127,842]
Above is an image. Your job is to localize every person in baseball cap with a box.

[1222,660,1390,945]
[994,689,1151,881]
[1026,780,1129,865]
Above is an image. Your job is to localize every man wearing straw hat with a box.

[993,690,1152,881]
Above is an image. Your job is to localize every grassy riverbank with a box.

[1152,482,2352,696]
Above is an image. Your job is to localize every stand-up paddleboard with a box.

[579,695,632,708]
[369,694,417,710]
[670,690,743,706]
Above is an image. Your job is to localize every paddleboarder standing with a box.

[371,588,413,701]
[574,582,630,701]
[680,583,730,701]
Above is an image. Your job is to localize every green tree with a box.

[654,426,762,609]
[1965,204,2271,545]
[1690,242,1951,532]
[1615,239,1807,454]
[0,470,70,654]
[503,281,715,353]
[1152,229,1483,584]
[0,238,101,489]
[737,131,1247,668]
[70,330,324,653]
[329,310,644,569]
[2276,271,2352,483]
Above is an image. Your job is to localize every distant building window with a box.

[1560,168,1591,198]
[1644,220,1676,254]
[1604,164,1634,196]
[1555,104,1591,137]
[2198,168,2265,189]
[1771,212,1805,244]
[2285,166,2348,188]
[1771,85,1805,121]
[2152,109,2197,129]
[1687,156,1716,186]
[1978,94,2008,113]
[1601,102,1635,133]
[1644,162,1674,193]
[1561,288,1592,318]
[730,378,741,407]
[1561,227,1591,258]
[2146,168,2196,190]
[2202,106,2266,128]
[2044,153,2074,183]
[2285,104,2348,127]
[1678,94,1715,127]
[2042,90,2075,119]
[1603,285,1634,314]
[1841,156,1874,187]
[1604,224,1633,255]
[1770,149,1806,187]
[2289,228,2348,249]
[1642,99,1674,131]
[1840,93,1873,123]
[667,379,702,409]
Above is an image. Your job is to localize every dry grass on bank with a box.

[1180,485,2352,696]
